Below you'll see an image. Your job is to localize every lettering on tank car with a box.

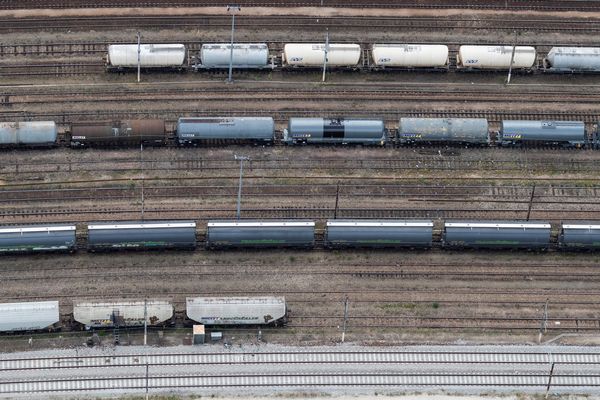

[466,59,478,64]
[71,136,86,139]
[323,120,345,139]
[503,133,522,139]
[400,133,422,138]
[292,133,312,138]
[290,57,304,62]
[378,58,392,63]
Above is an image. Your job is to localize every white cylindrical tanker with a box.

[371,44,448,68]
[107,44,186,69]
[283,43,361,67]
[457,45,536,69]
[545,47,600,72]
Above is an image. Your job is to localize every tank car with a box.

[176,117,274,145]
[397,118,489,145]
[0,301,60,332]
[106,44,186,70]
[87,221,197,251]
[443,220,551,250]
[499,120,586,148]
[283,43,361,67]
[206,220,315,248]
[0,225,76,254]
[457,46,536,70]
[371,44,449,69]
[325,220,433,248]
[544,47,600,73]
[73,300,173,329]
[195,43,272,69]
[0,121,57,147]
[70,120,166,148]
[186,296,287,326]
[283,118,386,146]
[559,223,600,250]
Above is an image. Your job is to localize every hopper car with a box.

[0,297,288,333]
[4,219,600,255]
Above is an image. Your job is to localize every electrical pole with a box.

[526,184,536,221]
[235,155,249,219]
[140,143,144,220]
[227,5,241,83]
[506,30,517,85]
[322,28,329,82]
[538,298,549,343]
[545,361,555,399]
[137,31,141,83]
[145,362,149,400]
[341,296,349,343]
[334,182,340,219]
[143,298,148,346]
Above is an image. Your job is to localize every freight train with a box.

[106,42,600,74]
[1,219,599,254]
[0,296,288,333]
[2,117,598,148]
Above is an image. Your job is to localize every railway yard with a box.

[3,0,600,398]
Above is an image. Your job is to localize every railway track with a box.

[3,0,600,11]
[4,158,600,176]
[4,86,600,105]
[0,15,599,33]
[1,347,600,396]
[1,108,598,124]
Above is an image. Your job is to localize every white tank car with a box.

[457,45,536,69]
[371,44,449,68]
[283,43,361,67]
[107,44,186,68]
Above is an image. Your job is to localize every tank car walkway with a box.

[1,344,600,397]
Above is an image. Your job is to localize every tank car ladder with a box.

[362,47,371,70]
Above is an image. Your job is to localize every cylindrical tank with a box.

[284,118,386,145]
[500,120,586,147]
[198,43,270,69]
[560,223,600,250]
[70,120,166,147]
[0,225,76,253]
[207,221,315,249]
[87,221,197,251]
[325,220,433,248]
[457,45,536,69]
[176,117,274,145]
[283,43,361,67]
[545,47,600,72]
[371,44,448,68]
[0,121,57,146]
[443,220,551,249]
[107,44,186,68]
[398,118,489,144]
